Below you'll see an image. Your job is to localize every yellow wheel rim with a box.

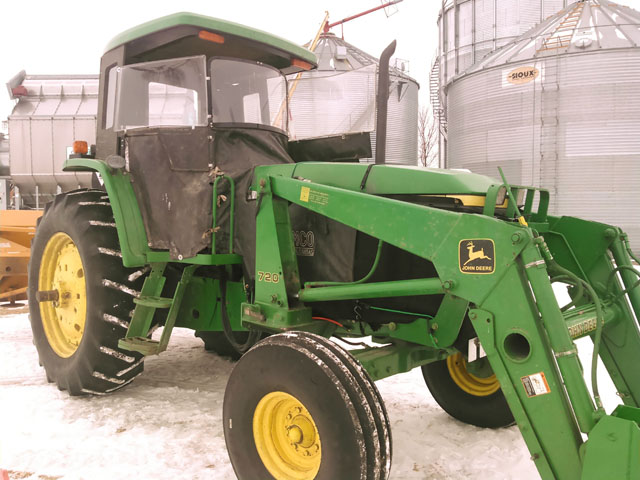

[253,391,321,480]
[38,232,87,358]
[447,353,500,397]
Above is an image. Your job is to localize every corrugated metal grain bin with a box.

[446,0,640,253]
[289,33,419,165]
[438,0,568,84]
[433,0,569,167]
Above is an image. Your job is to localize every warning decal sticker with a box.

[300,186,329,206]
[300,186,310,202]
[459,239,495,274]
[521,372,551,398]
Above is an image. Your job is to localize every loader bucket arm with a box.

[245,163,640,480]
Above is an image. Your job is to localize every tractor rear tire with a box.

[223,332,391,480]
[195,331,250,360]
[28,190,149,395]
[421,353,514,428]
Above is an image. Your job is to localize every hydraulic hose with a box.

[607,266,640,301]
[580,280,605,412]
[537,238,605,413]
[305,240,384,288]
[622,233,640,265]
[550,274,584,312]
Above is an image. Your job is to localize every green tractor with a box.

[28,12,640,480]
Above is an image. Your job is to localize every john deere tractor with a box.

[28,12,640,480]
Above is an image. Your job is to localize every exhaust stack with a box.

[375,40,397,165]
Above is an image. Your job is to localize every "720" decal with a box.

[258,271,280,283]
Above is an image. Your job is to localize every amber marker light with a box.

[291,58,313,71]
[73,141,88,155]
[198,31,225,44]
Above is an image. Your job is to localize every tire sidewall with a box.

[224,342,364,480]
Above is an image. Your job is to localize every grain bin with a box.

[289,33,419,165]
[438,0,569,83]
[445,0,640,252]
[433,0,569,166]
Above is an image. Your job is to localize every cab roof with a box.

[103,12,317,74]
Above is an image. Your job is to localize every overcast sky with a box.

[0,0,437,123]
[3,0,640,126]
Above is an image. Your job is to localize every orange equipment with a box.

[0,210,42,303]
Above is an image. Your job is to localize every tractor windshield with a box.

[209,58,287,131]
[107,55,208,131]
[105,56,287,132]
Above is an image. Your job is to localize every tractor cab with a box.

[94,13,317,259]
[97,12,315,152]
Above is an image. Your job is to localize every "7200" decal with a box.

[258,271,280,283]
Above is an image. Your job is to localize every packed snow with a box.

[0,304,620,480]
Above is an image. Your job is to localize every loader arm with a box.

[243,163,640,480]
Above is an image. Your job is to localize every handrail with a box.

[212,175,236,254]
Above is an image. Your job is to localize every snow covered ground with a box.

[0,306,620,480]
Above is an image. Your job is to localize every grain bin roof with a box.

[312,33,418,85]
[463,0,640,75]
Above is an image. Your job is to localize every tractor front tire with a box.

[223,332,391,480]
[421,353,514,428]
[28,190,148,395]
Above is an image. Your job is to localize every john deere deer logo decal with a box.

[463,241,491,265]
[459,239,495,274]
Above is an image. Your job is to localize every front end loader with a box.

[27,12,640,479]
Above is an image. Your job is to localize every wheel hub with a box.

[253,391,321,480]
[447,352,500,396]
[38,233,87,358]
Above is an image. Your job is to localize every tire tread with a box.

[28,189,148,395]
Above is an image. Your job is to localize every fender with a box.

[64,158,148,267]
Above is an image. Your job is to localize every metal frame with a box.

[64,128,640,480]
[238,163,640,479]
